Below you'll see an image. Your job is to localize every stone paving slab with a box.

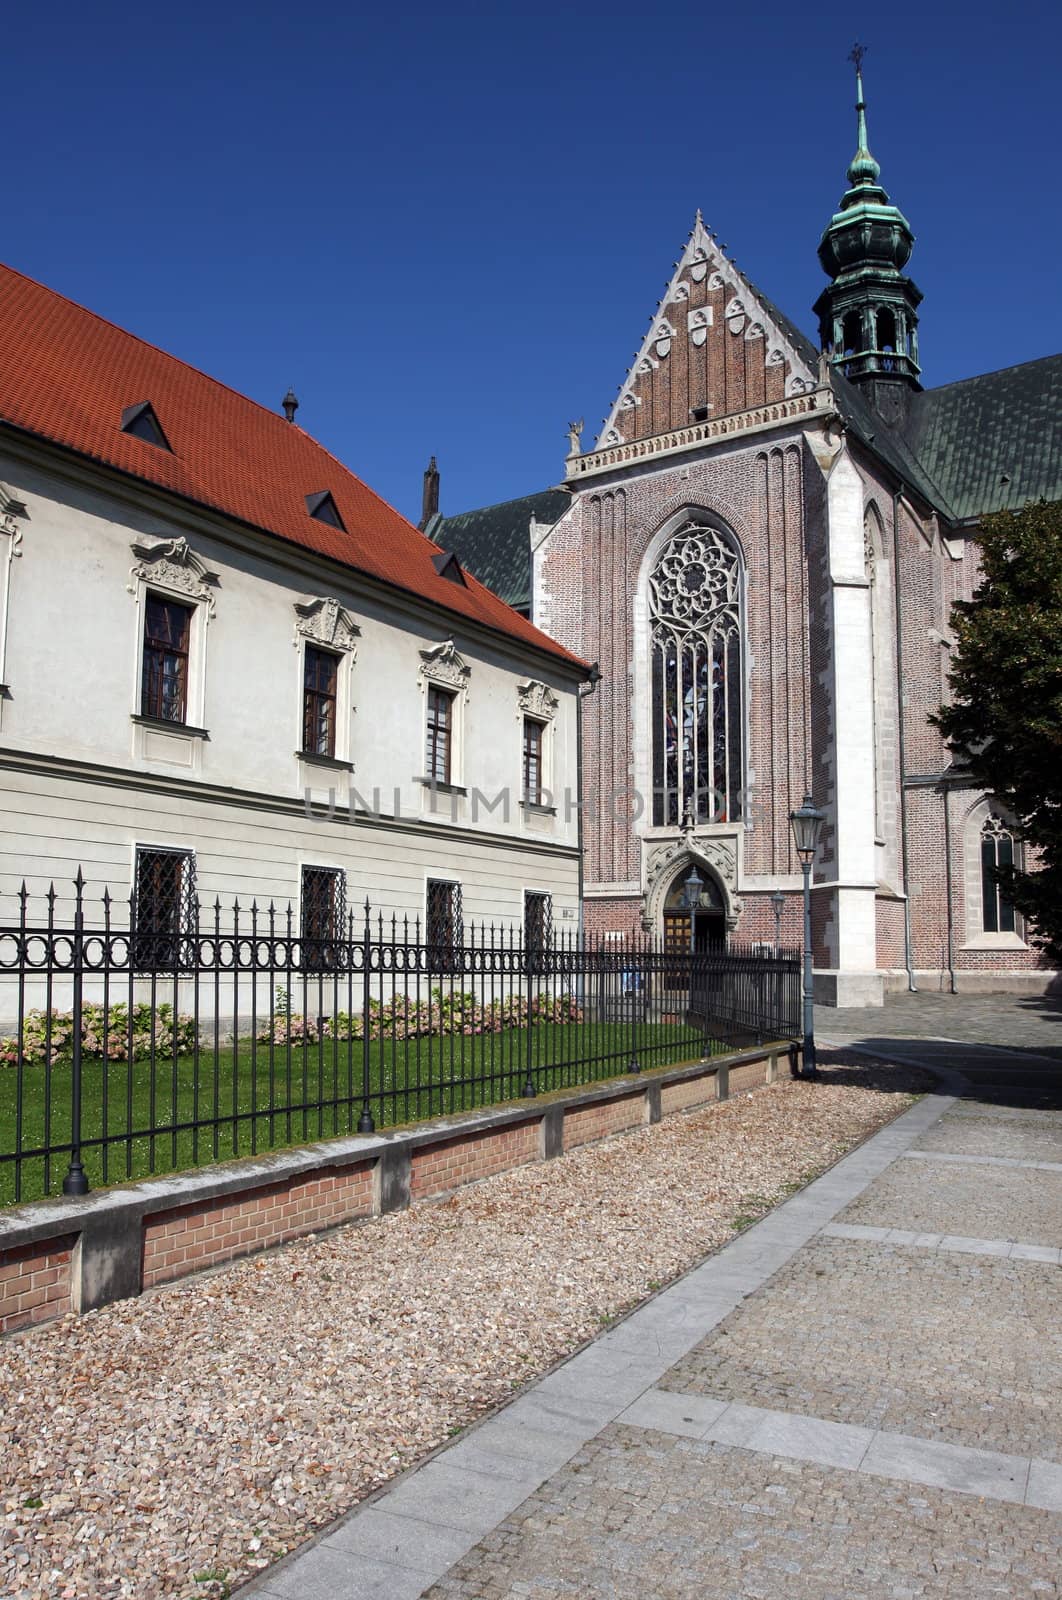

[947,1104,1062,1125]
[839,1153,1062,1246]
[619,1389,1062,1509]
[821,1221,1062,1265]
[661,1233,1062,1461]
[903,1148,1062,1172]
[915,1114,1062,1162]
[423,1429,1062,1599]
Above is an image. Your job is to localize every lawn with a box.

[0,1018,709,1205]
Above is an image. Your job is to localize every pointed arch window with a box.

[980,816,1016,934]
[650,521,743,827]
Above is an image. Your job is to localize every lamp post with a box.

[682,864,705,1052]
[682,865,704,956]
[789,795,824,1078]
[769,889,785,956]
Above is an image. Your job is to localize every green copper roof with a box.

[818,66,915,282]
[901,355,1062,521]
[428,487,571,610]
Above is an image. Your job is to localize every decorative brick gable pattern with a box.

[597,217,816,450]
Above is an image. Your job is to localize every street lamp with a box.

[769,889,785,956]
[789,794,824,1078]
[682,865,704,955]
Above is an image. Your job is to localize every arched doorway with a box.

[662,860,727,957]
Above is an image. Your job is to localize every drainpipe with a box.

[576,663,602,947]
[941,771,957,993]
[891,487,918,991]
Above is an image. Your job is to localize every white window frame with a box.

[517,679,559,813]
[127,536,219,734]
[417,640,470,791]
[0,482,27,710]
[292,596,360,769]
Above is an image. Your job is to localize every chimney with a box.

[419,455,440,530]
[282,387,299,423]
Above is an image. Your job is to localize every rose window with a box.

[649,523,743,827]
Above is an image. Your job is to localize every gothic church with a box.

[431,65,1062,1004]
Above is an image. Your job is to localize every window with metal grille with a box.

[522,717,545,805]
[523,891,552,959]
[141,594,193,723]
[981,817,1016,934]
[426,879,462,968]
[426,686,454,784]
[302,646,339,757]
[133,847,197,970]
[300,866,346,970]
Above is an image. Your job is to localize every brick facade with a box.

[537,218,1054,1000]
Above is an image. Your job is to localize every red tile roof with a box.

[0,263,584,671]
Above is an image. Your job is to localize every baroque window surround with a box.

[127,536,219,764]
[292,595,360,771]
[0,482,27,720]
[961,799,1027,952]
[517,678,559,815]
[417,640,471,794]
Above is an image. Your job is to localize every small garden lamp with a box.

[789,795,824,1078]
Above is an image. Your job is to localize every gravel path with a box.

[0,1058,928,1600]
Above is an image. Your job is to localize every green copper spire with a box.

[813,47,923,422]
[847,62,882,187]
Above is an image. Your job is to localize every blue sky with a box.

[6,1,1059,524]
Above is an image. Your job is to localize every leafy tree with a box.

[933,499,1062,962]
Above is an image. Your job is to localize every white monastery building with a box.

[0,264,589,944]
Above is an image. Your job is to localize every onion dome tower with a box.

[814,51,923,425]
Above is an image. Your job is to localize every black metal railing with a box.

[0,873,800,1204]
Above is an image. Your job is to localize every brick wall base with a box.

[0,1234,74,1335]
[0,1042,792,1337]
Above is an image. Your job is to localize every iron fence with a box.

[0,872,800,1204]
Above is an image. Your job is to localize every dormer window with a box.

[121,402,171,451]
[305,491,345,531]
[431,549,465,586]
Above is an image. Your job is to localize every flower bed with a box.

[0,1003,198,1067]
[255,987,582,1046]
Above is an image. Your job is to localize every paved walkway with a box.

[243,1047,1062,1598]
[817,991,1062,1107]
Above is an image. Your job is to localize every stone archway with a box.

[643,835,742,939]
[660,858,726,954]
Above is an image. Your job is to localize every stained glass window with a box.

[649,523,743,827]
